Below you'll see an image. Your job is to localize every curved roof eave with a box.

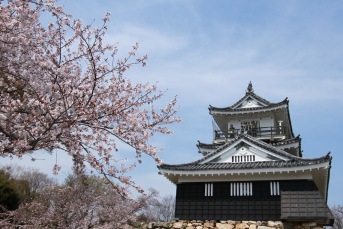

[202,133,301,162]
[325,152,332,202]
[210,103,288,115]
[208,90,288,113]
[197,141,224,149]
[272,135,301,146]
[159,154,331,172]
[159,134,331,171]
[286,99,296,139]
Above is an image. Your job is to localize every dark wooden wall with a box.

[175,180,318,220]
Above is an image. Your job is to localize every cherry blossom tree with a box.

[137,192,175,222]
[1,174,159,228]
[0,0,179,195]
[331,205,343,229]
[1,165,57,202]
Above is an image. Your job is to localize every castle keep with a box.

[159,83,333,226]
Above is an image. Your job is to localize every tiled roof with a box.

[197,141,223,149]
[159,154,331,171]
[202,134,300,161]
[159,134,331,171]
[281,191,334,225]
[208,90,288,112]
[271,135,301,146]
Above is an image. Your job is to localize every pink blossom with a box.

[0,0,180,193]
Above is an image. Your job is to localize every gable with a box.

[234,96,266,109]
[202,140,290,164]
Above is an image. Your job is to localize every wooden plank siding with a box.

[175,180,318,220]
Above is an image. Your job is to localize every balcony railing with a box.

[214,126,286,141]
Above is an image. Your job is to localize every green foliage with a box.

[0,170,21,211]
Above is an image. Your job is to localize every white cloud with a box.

[106,25,189,58]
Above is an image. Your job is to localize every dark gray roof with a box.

[159,134,331,171]
[281,191,334,225]
[197,134,300,161]
[197,141,223,149]
[198,135,300,149]
[208,82,296,141]
[159,154,331,171]
[203,133,300,161]
[208,89,288,112]
[271,135,302,157]
[271,135,301,146]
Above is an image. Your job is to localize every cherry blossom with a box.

[1,175,159,228]
[0,0,180,195]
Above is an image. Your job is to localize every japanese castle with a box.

[159,83,333,226]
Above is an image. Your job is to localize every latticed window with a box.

[204,183,213,196]
[232,155,255,162]
[230,182,253,196]
[270,181,280,195]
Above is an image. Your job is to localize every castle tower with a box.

[159,83,333,226]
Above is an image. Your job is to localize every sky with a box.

[1,0,343,206]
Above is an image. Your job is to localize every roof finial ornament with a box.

[246,81,254,93]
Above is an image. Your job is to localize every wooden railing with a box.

[214,126,286,140]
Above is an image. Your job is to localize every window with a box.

[232,155,255,162]
[270,181,280,195]
[230,182,253,196]
[204,183,213,196]
[241,120,260,131]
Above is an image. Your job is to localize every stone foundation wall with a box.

[126,220,325,229]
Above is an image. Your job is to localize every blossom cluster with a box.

[0,0,180,194]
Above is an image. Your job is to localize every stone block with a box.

[256,222,263,226]
[274,221,283,228]
[173,222,183,228]
[267,221,276,227]
[236,222,249,229]
[153,222,170,228]
[204,222,215,228]
[216,223,234,229]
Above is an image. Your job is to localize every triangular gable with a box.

[200,135,295,164]
[208,83,289,113]
[233,95,267,109]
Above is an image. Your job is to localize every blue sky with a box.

[2,0,343,205]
